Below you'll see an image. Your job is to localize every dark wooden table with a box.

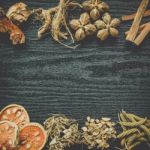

[0,0,150,150]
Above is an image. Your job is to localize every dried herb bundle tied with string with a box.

[82,116,117,149]
[118,111,150,150]
[70,12,96,41]
[82,0,109,20]
[95,12,121,41]
[44,114,80,150]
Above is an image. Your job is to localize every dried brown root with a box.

[33,0,81,49]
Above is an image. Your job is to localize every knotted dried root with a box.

[33,0,81,49]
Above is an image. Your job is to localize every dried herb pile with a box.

[118,111,150,150]
[44,114,80,150]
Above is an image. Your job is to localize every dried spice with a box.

[95,12,121,41]
[82,0,109,21]
[33,0,81,49]
[0,104,30,129]
[118,111,150,150]
[44,114,80,150]
[0,8,25,45]
[82,116,116,149]
[70,12,96,41]
[18,123,47,150]
[0,120,19,150]
[126,0,149,42]
[6,2,31,25]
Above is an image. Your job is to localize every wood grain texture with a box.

[0,0,150,150]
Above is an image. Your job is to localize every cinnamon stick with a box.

[125,23,149,35]
[126,0,149,42]
[122,10,150,21]
[134,23,150,45]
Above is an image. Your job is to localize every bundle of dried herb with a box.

[44,114,80,150]
[33,0,81,49]
[125,0,150,46]
[0,8,25,45]
[6,2,31,25]
[118,111,150,150]
[70,12,96,41]
[82,0,109,21]
[82,116,116,149]
[95,12,121,41]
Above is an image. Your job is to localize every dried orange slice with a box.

[0,104,30,129]
[18,123,47,150]
[0,120,19,149]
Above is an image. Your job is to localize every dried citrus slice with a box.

[18,123,47,150]
[0,120,19,149]
[0,104,30,129]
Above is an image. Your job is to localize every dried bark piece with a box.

[122,10,150,21]
[134,23,150,45]
[0,11,25,45]
[0,104,30,129]
[0,120,19,150]
[126,0,149,42]
[6,2,31,25]
[18,123,47,150]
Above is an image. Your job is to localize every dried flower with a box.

[118,111,150,150]
[95,12,121,41]
[6,2,31,25]
[44,114,80,150]
[0,8,25,45]
[70,12,96,41]
[82,0,109,21]
[82,116,116,149]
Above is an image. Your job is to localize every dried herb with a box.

[70,12,96,41]
[33,0,81,49]
[118,111,150,150]
[6,2,31,25]
[82,0,109,21]
[0,8,25,45]
[82,116,116,149]
[95,12,121,41]
[44,114,80,150]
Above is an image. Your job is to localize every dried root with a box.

[33,0,81,49]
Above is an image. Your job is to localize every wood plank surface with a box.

[0,0,150,150]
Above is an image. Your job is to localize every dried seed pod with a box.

[0,120,19,149]
[110,18,121,27]
[110,27,119,38]
[7,2,31,25]
[84,24,96,36]
[90,8,100,21]
[75,28,86,41]
[18,123,47,150]
[82,0,93,11]
[0,104,30,129]
[97,29,109,40]
[80,12,90,26]
[98,2,109,12]
[95,20,106,29]
[69,19,80,30]
[102,12,111,24]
